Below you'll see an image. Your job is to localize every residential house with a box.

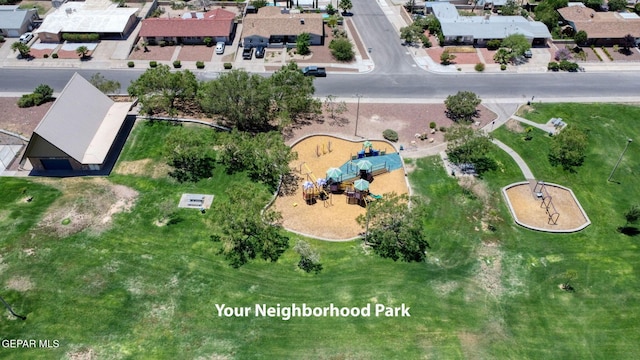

[429,2,550,46]
[557,3,640,45]
[139,9,236,45]
[21,73,134,174]
[0,5,39,38]
[242,7,324,48]
[35,0,138,43]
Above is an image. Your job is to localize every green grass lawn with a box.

[1,108,640,359]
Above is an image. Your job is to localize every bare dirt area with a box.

[5,275,34,292]
[274,136,408,240]
[33,178,138,237]
[504,183,590,232]
[114,158,171,179]
[285,102,495,154]
[607,47,640,62]
[177,45,214,62]
[129,44,175,61]
[0,97,51,137]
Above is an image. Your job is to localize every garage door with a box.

[41,159,72,170]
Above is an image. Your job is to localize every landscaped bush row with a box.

[601,46,614,61]
[62,33,99,42]
[548,60,580,72]
[590,45,603,61]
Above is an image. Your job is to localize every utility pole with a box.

[354,93,362,137]
[608,138,632,182]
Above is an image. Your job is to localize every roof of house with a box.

[35,0,138,35]
[28,73,132,164]
[432,2,551,39]
[0,7,36,29]
[243,7,323,38]
[557,4,640,38]
[140,9,235,37]
[181,8,235,20]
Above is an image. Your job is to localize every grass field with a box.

[1,104,640,359]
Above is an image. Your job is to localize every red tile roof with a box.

[140,11,234,38]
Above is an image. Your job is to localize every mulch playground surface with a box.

[274,136,409,240]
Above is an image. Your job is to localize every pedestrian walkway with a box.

[491,139,535,180]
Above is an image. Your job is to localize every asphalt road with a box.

[2,68,640,101]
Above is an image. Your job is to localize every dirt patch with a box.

[66,348,96,360]
[34,178,138,237]
[505,119,525,133]
[5,276,34,292]
[474,242,503,298]
[114,158,171,178]
[0,98,52,138]
[177,45,214,62]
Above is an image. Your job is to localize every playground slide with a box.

[368,193,383,200]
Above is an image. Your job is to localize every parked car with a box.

[255,46,265,59]
[215,42,225,55]
[302,66,327,77]
[19,32,34,44]
[242,47,253,60]
[524,50,533,58]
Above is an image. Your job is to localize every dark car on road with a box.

[302,66,326,77]
[242,47,253,60]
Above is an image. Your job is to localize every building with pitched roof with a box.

[242,7,324,48]
[429,2,550,46]
[21,73,134,174]
[557,3,640,45]
[0,5,39,38]
[139,9,236,45]
[35,0,138,43]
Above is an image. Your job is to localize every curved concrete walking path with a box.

[491,139,535,181]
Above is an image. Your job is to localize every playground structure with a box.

[273,135,409,240]
[298,141,395,207]
[502,181,590,233]
[534,181,559,225]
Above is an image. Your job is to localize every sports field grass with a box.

[1,104,640,358]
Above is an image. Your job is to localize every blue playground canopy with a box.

[338,153,403,181]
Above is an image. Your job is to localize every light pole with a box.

[608,138,632,182]
[354,94,362,137]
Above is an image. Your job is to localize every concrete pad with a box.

[178,193,214,209]
[0,145,22,172]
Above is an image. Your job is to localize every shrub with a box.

[601,46,613,61]
[439,126,447,132]
[554,48,572,61]
[196,61,205,69]
[159,40,166,47]
[383,129,399,142]
[500,64,507,71]
[223,62,232,69]
[547,61,560,71]
[474,62,485,72]
[62,33,99,42]
[173,60,181,68]
[51,53,58,58]
[0,35,4,43]
[150,61,157,68]
[487,39,501,50]
[559,60,579,72]
[127,61,135,68]
[419,34,431,48]
[203,37,213,47]
[429,121,437,129]
[17,93,42,108]
[43,53,49,58]
[329,38,354,61]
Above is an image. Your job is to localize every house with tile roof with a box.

[242,7,324,48]
[429,2,550,46]
[0,5,39,38]
[139,9,236,45]
[20,73,134,174]
[557,3,640,45]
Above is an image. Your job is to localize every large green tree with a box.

[198,70,272,131]
[574,30,588,46]
[444,91,482,123]
[128,65,198,116]
[293,240,322,273]
[356,193,429,262]
[89,73,121,94]
[534,0,568,31]
[296,32,311,56]
[501,33,531,57]
[548,125,588,171]
[607,0,626,11]
[338,0,352,13]
[267,62,321,128]
[329,38,355,61]
[500,0,520,15]
[219,130,298,189]
[216,184,289,268]
[445,124,496,174]
[164,126,217,183]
